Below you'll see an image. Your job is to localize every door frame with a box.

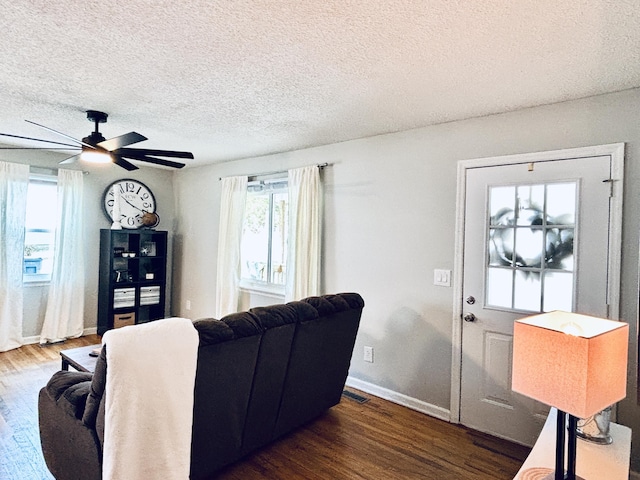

[449,143,625,424]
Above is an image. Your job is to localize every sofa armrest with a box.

[44,370,93,420]
[39,386,102,480]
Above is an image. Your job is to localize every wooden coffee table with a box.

[60,344,101,373]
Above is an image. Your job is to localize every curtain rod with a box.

[30,165,89,175]
[218,162,330,181]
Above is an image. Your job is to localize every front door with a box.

[457,145,623,446]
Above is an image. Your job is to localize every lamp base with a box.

[576,407,613,445]
[576,430,613,445]
[519,468,586,480]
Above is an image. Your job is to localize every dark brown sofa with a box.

[38,293,364,480]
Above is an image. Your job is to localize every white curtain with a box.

[215,175,247,318]
[0,162,29,352]
[285,165,322,302]
[40,169,85,344]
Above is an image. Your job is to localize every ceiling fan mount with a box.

[0,109,193,171]
[82,111,108,147]
[86,110,108,124]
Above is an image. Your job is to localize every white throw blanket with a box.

[102,317,199,480]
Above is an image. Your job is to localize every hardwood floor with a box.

[0,336,530,479]
[216,395,530,480]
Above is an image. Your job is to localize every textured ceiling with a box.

[0,0,639,168]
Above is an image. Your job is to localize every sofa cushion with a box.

[274,293,364,438]
[190,335,262,479]
[248,303,299,329]
[301,295,340,315]
[193,318,234,346]
[240,304,300,456]
[221,312,262,338]
[330,292,365,310]
[301,292,364,315]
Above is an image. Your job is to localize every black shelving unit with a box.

[97,229,168,335]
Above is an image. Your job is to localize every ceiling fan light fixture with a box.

[80,149,112,164]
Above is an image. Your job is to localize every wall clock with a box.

[103,179,156,229]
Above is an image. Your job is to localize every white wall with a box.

[0,149,178,341]
[174,87,640,469]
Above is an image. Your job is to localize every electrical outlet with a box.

[186,300,191,311]
[363,346,374,363]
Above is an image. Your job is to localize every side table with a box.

[59,344,101,373]
[514,408,631,479]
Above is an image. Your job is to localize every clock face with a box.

[103,179,156,229]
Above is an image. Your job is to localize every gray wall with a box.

[173,87,640,469]
[0,148,177,340]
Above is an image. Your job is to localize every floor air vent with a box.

[342,390,369,403]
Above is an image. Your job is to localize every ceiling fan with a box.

[0,110,193,170]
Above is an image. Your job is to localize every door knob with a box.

[463,313,477,322]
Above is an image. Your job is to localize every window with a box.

[240,177,288,291]
[23,175,57,283]
[486,182,576,312]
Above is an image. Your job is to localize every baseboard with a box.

[22,327,98,346]
[83,327,97,336]
[345,376,451,422]
[22,335,40,345]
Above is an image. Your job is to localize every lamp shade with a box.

[512,311,628,419]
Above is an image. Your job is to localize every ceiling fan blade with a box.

[98,132,147,151]
[116,147,194,159]
[0,132,79,148]
[112,154,139,171]
[25,120,94,149]
[121,154,185,169]
[0,147,80,150]
[59,154,80,165]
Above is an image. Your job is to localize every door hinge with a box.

[603,178,614,197]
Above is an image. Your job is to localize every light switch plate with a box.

[434,269,452,287]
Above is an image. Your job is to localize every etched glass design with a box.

[486,182,576,312]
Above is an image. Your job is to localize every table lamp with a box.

[512,311,628,480]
